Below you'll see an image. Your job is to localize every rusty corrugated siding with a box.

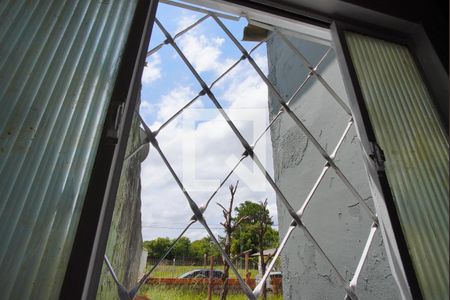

[345,32,449,300]
[0,0,138,298]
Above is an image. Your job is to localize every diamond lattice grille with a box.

[103,3,382,300]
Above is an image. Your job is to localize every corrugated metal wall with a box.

[0,0,138,299]
[345,32,449,300]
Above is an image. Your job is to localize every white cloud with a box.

[156,86,196,121]
[178,34,227,74]
[142,53,161,84]
[174,14,235,75]
[139,18,278,241]
[140,100,156,119]
[175,14,199,32]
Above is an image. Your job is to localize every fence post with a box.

[207,256,214,300]
[172,257,176,277]
[244,252,250,284]
[244,253,249,274]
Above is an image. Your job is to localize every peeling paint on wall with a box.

[267,34,401,300]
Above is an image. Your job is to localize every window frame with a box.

[64,0,448,299]
[60,1,159,299]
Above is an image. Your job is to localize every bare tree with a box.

[217,181,248,300]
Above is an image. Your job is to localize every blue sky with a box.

[139,2,277,241]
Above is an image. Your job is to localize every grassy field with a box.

[140,285,282,300]
[142,264,282,299]
[147,264,259,279]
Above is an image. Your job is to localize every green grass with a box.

[147,264,259,279]
[140,285,283,300]
[141,264,282,299]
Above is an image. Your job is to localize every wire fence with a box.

[102,2,384,300]
[145,257,260,278]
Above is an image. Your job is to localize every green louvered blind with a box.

[345,32,449,300]
[0,0,138,298]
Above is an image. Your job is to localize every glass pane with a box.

[345,31,449,300]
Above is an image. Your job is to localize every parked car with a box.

[255,271,282,291]
[178,269,226,279]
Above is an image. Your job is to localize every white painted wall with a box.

[267,34,401,300]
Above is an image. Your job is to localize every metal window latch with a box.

[106,102,125,144]
[369,142,385,172]
[114,103,125,131]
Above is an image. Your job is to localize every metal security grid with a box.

[103,2,381,299]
